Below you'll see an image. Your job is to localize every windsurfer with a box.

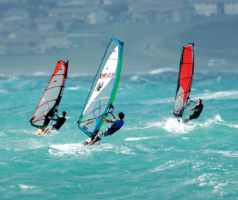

[88,108,125,145]
[50,111,67,130]
[38,111,67,134]
[183,99,203,123]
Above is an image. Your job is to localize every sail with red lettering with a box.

[78,38,124,138]
[30,60,68,129]
[173,43,194,118]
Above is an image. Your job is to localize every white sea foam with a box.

[204,149,238,158]
[49,143,90,156]
[226,124,238,129]
[126,115,225,134]
[149,67,175,75]
[144,114,225,134]
[163,118,196,134]
[184,173,228,197]
[19,184,35,191]
[130,75,139,81]
[134,145,155,153]
[194,90,238,100]
[123,126,149,131]
[9,128,39,135]
[66,86,80,91]
[130,75,149,82]
[207,115,238,129]
[125,136,159,141]
[151,160,190,172]
[32,71,48,76]
[49,143,134,157]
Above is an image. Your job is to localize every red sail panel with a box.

[173,44,194,117]
[30,60,68,129]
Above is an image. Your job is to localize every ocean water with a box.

[0,71,238,200]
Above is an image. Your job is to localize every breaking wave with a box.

[66,86,80,91]
[32,71,48,77]
[124,136,160,141]
[194,90,238,100]
[149,68,176,75]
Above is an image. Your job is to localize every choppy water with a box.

[1,70,238,200]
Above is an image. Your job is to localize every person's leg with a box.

[89,135,101,145]
[183,117,190,123]
[89,129,109,145]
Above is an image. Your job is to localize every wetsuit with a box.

[98,119,124,138]
[52,116,66,130]
[189,104,203,120]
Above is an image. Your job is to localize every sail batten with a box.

[173,43,194,118]
[78,38,124,138]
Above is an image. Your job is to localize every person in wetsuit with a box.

[51,111,67,130]
[184,99,203,123]
[40,111,66,134]
[89,109,125,145]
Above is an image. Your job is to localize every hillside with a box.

[1,15,238,75]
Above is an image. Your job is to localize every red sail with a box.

[30,60,68,129]
[173,44,194,117]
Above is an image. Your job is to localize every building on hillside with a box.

[127,0,192,23]
[189,0,238,16]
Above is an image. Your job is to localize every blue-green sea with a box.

[1,70,238,200]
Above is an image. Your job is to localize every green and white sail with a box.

[78,38,124,138]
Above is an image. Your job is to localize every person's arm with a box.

[50,115,59,121]
[189,100,197,104]
[190,104,199,111]
[102,117,113,123]
[53,114,60,120]
[109,112,116,119]
[107,104,115,119]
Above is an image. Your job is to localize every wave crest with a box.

[149,68,176,75]
[195,90,238,100]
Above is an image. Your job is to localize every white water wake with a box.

[161,115,225,134]
[123,114,238,135]
[49,143,134,157]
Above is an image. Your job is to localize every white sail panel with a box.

[78,38,124,138]
[83,46,118,113]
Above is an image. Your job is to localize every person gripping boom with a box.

[183,99,203,123]
[37,111,67,135]
[88,105,125,145]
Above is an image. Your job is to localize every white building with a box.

[190,0,238,16]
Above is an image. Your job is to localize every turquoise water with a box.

[1,71,238,200]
